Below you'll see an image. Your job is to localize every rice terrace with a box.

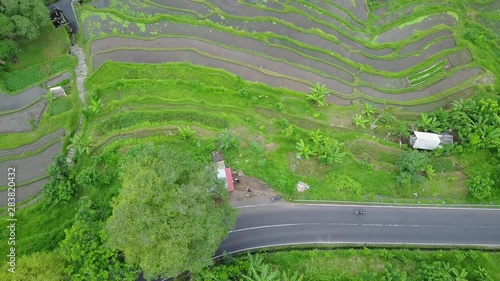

[0,0,499,280]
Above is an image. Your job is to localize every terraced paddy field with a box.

[80,0,496,108]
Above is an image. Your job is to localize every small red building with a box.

[212,151,234,192]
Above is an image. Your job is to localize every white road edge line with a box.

[293,203,500,211]
[236,203,277,209]
[228,223,500,233]
[213,242,500,259]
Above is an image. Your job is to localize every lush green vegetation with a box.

[0,0,51,65]
[0,1,498,281]
[197,248,500,281]
[3,55,77,92]
[10,25,71,71]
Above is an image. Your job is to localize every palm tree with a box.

[88,98,102,114]
[67,133,94,155]
[362,103,375,117]
[43,91,56,104]
[306,82,330,107]
[449,267,468,281]
[353,114,368,129]
[425,164,436,180]
[243,254,280,281]
[307,129,323,145]
[79,135,94,155]
[66,133,82,152]
[418,113,441,132]
[282,270,304,281]
[295,139,314,160]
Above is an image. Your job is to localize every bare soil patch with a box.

[375,13,457,44]
[447,49,473,67]
[306,1,365,29]
[0,128,65,159]
[399,30,453,55]
[356,67,483,101]
[94,49,311,93]
[91,34,354,83]
[374,2,452,28]
[0,142,60,186]
[398,86,478,112]
[0,86,45,112]
[0,178,48,207]
[0,99,47,133]
[151,0,212,15]
[228,170,282,207]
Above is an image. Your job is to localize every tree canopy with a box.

[104,144,237,280]
[60,197,136,281]
[0,0,50,61]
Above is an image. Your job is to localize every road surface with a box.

[215,203,500,257]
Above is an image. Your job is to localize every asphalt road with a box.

[215,204,500,256]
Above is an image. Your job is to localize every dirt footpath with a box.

[229,171,283,207]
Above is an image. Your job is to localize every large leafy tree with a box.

[104,144,237,280]
[43,154,77,204]
[0,0,50,62]
[60,197,136,280]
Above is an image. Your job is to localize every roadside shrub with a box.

[379,249,395,260]
[76,167,100,188]
[395,150,428,187]
[467,173,494,200]
[381,263,407,281]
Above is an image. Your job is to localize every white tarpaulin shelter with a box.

[411,131,441,150]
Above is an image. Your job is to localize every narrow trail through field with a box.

[67,45,89,165]
[71,46,88,109]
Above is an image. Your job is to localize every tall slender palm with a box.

[295,139,315,160]
[353,114,368,129]
[243,264,280,281]
[43,91,56,104]
[306,82,330,107]
[362,103,375,117]
[67,133,94,155]
[282,270,304,281]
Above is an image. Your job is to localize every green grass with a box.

[3,55,77,93]
[222,248,500,280]
[10,26,71,71]
[46,97,73,116]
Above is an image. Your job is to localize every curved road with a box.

[215,204,500,257]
